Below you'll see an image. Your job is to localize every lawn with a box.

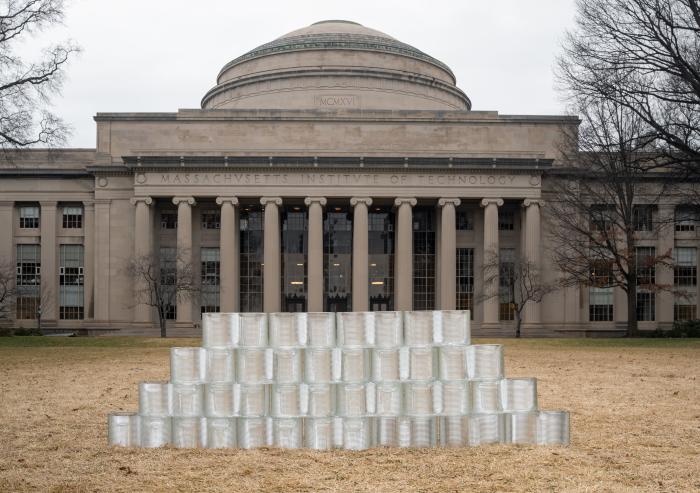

[0,337,698,492]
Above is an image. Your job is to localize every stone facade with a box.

[1,20,698,336]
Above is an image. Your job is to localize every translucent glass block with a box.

[235,313,268,347]
[403,311,437,346]
[337,383,372,417]
[374,311,403,348]
[439,346,467,380]
[466,344,504,380]
[204,348,235,383]
[537,410,570,446]
[440,416,469,448]
[375,382,402,416]
[403,381,437,416]
[342,417,375,450]
[236,348,271,384]
[172,417,206,448]
[305,348,333,383]
[372,349,400,381]
[375,416,400,447]
[440,380,470,415]
[306,383,336,417]
[506,411,538,444]
[397,417,412,447]
[237,417,268,449]
[269,312,307,348]
[108,412,140,447]
[306,312,336,347]
[272,418,302,448]
[340,348,370,382]
[204,383,236,418]
[271,384,303,417]
[206,417,236,448]
[202,312,235,348]
[337,311,374,347]
[468,413,505,446]
[439,310,470,345]
[500,378,538,412]
[470,379,502,413]
[170,347,206,384]
[406,416,437,448]
[171,383,204,417]
[407,347,437,381]
[139,416,172,448]
[236,384,269,417]
[273,348,303,384]
[138,381,172,417]
[304,417,334,450]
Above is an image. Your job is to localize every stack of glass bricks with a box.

[108,310,570,449]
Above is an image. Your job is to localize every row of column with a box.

[131,196,543,325]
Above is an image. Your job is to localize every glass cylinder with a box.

[170,383,204,417]
[342,417,375,450]
[375,382,402,416]
[468,413,505,446]
[340,348,370,382]
[237,417,268,449]
[272,418,303,448]
[306,312,336,348]
[304,417,334,450]
[236,383,269,417]
[138,381,171,417]
[439,310,470,345]
[407,347,437,381]
[305,348,333,383]
[269,312,306,348]
[170,347,206,384]
[337,383,371,417]
[337,311,374,347]
[204,348,235,383]
[172,417,206,448]
[202,312,235,348]
[440,380,470,415]
[407,416,437,448]
[139,416,172,448]
[235,313,268,347]
[206,417,236,448]
[466,344,504,380]
[108,412,140,447]
[403,381,436,416]
[440,416,469,448]
[204,383,235,418]
[306,383,336,417]
[500,378,538,412]
[506,411,538,444]
[271,384,302,417]
[374,311,402,348]
[439,346,467,380]
[372,349,400,381]
[403,311,436,346]
[236,348,270,384]
[375,416,400,447]
[273,348,303,384]
[470,379,502,413]
[537,410,570,446]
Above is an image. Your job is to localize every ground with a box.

[0,337,698,493]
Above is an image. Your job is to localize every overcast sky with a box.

[20,0,578,147]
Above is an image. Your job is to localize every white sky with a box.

[18,0,578,147]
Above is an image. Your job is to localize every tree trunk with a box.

[515,308,522,338]
[626,286,639,337]
[159,309,167,338]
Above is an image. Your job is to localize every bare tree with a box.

[126,251,199,338]
[0,257,15,321]
[558,0,700,177]
[478,250,559,338]
[1,0,79,149]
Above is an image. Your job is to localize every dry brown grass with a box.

[0,338,698,492]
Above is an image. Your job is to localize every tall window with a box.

[499,248,516,320]
[675,205,699,232]
[161,211,177,230]
[59,245,84,320]
[19,206,39,229]
[159,247,177,320]
[282,209,307,312]
[201,210,220,230]
[240,208,264,312]
[16,245,41,319]
[62,206,83,229]
[456,248,474,317]
[456,209,474,231]
[413,208,436,310]
[498,209,515,231]
[633,205,653,232]
[201,247,220,313]
[589,259,614,321]
[674,247,697,320]
[635,247,655,321]
[369,208,394,311]
[590,205,615,232]
[324,208,352,312]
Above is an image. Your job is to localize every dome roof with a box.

[201,20,471,111]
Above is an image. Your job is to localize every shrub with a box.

[646,320,700,338]
[13,328,43,336]
[0,327,13,337]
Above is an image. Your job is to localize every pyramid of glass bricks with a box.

[108,311,570,449]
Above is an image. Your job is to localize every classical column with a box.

[656,204,675,327]
[522,199,544,326]
[40,201,58,323]
[0,201,13,270]
[481,198,504,325]
[394,198,417,311]
[305,197,326,312]
[94,200,111,322]
[172,196,195,323]
[261,197,282,312]
[216,197,240,312]
[351,197,372,311]
[131,197,153,324]
[83,201,95,320]
[438,198,461,310]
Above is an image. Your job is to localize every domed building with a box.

[0,21,691,336]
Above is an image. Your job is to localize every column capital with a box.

[260,196,283,206]
[480,198,504,208]
[82,200,95,210]
[215,196,239,206]
[172,196,195,206]
[130,196,153,206]
[304,197,327,207]
[523,199,545,208]
[394,197,417,207]
[350,197,373,207]
[0,200,14,208]
[438,198,461,208]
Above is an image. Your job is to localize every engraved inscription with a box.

[314,94,359,107]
